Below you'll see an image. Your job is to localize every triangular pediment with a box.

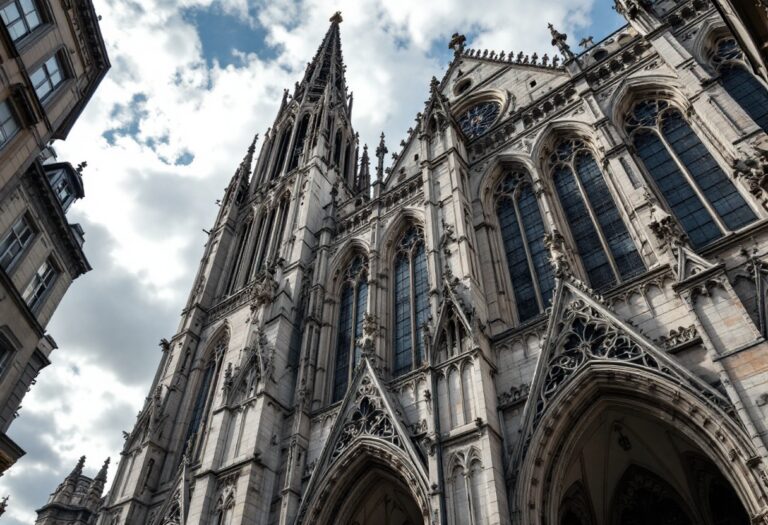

[673,245,722,285]
[150,459,189,525]
[297,358,429,521]
[511,277,735,469]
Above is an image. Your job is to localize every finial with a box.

[375,133,387,182]
[448,33,466,56]
[69,455,86,479]
[579,36,594,49]
[76,161,88,174]
[95,458,110,482]
[330,11,343,24]
[548,22,574,61]
[0,495,7,516]
[429,76,440,95]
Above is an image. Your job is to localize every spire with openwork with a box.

[297,11,349,105]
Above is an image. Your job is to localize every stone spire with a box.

[375,133,387,182]
[86,458,110,505]
[548,22,574,61]
[356,144,371,196]
[68,455,86,480]
[297,11,349,105]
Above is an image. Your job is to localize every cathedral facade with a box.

[40,1,768,523]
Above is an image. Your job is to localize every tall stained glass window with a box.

[712,38,768,132]
[495,170,555,322]
[333,254,368,401]
[393,226,430,377]
[626,99,756,249]
[550,138,645,290]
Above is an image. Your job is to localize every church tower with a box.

[40,2,768,524]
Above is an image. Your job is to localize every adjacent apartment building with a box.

[0,0,108,473]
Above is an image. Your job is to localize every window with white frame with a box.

[0,214,35,271]
[47,168,75,211]
[30,54,63,101]
[0,0,41,41]
[0,100,19,148]
[22,258,57,311]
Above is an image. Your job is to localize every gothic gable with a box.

[512,277,736,468]
[297,358,429,523]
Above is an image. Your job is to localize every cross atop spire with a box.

[329,11,343,24]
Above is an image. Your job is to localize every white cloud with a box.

[0,0,606,521]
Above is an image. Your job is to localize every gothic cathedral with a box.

[37,2,768,524]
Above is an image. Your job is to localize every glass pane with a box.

[49,70,61,87]
[553,164,616,290]
[497,194,539,321]
[45,56,58,73]
[29,66,45,87]
[518,185,555,306]
[353,280,367,368]
[661,109,756,232]
[575,152,645,280]
[721,65,768,132]
[1,3,20,24]
[19,0,34,14]
[26,11,39,29]
[412,243,429,367]
[633,128,721,249]
[333,283,354,402]
[8,19,25,39]
[35,80,51,99]
[393,254,412,376]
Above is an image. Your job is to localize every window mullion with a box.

[513,195,544,313]
[569,159,622,282]
[349,281,357,385]
[655,125,728,234]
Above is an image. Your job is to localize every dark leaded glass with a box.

[458,101,501,139]
[333,283,354,401]
[412,242,429,366]
[333,254,368,401]
[553,164,616,290]
[661,110,756,231]
[393,253,411,376]
[574,152,645,279]
[496,172,553,322]
[392,226,429,377]
[720,65,768,132]
[627,99,756,249]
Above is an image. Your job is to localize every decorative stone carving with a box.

[548,23,574,61]
[648,205,687,252]
[498,383,530,406]
[331,375,402,460]
[657,325,699,350]
[734,148,768,209]
[544,228,571,278]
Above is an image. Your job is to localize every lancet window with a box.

[184,337,227,449]
[333,254,368,402]
[550,138,645,290]
[270,125,291,180]
[287,114,310,172]
[495,170,554,322]
[712,37,768,132]
[392,226,429,377]
[626,99,756,248]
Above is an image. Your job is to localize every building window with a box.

[46,168,75,211]
[333,254,368,402]
[184,337,226,448]
[393,225,429,377]
[0,214,35,271]
[0,0,41,41]
[712,38,768,132]
[0,100,19,148]
[0,334,14,376]
[22,257,57,311]
[495,170,554,323]
[550,138,645,290]
[626,99,756,249]
[30,54,63,101]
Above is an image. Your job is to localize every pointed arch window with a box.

[333,254,368,402]
[495,170,555,322]
[184,337,226,448]
[712,38,768,132]
[626,99,756,249]
[550,139,645,290]
[287,114,310,172]
[393,226,430,377]
[270,126,291,180]
[332,129,342,167]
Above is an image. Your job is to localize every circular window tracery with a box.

[457,101,501,139]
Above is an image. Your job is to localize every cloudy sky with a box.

[0,0,622,521]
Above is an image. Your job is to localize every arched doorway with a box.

[335,467,423,525]
[551,405,751,525]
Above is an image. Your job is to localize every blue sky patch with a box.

[182,6,277,67]
[102,93,148,146]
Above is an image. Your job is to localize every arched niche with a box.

[513,364,766,525]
